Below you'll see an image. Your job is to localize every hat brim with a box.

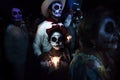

[41,0,66,18]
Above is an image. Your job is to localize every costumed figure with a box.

[4,7,29,80]
[33,0,72,59]
[39,28,71,80]
[33,0,72,79]
[64,1,83,54]
[69,6,119,80]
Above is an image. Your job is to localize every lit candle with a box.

[50,56,61,69]
[67,35,72,43]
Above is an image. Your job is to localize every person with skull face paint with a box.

[33,0,72,62]
[33,0,72,79]
[38,28,71,80]
[69,6,119,80]
[4,7,29,80]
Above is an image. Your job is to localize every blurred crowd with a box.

[0,0,120,80]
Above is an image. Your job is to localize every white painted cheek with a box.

[52,10,62,17]
[50,41,57,47]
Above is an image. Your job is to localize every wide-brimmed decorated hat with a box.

[41,0,66,18]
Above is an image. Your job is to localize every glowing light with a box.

[51,56,60,68]
[67,35,72,42]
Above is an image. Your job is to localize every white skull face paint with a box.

[50,32,63,50]
[11,8,22,21]
[98,17,119,50]
[51,2,62,18]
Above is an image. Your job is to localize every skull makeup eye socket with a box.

[12,11,17,15]
[105,22,114,33]
[58,37,62,42]
[18,11,22,15]
[52,37,57,42]
[54,5,59,10]
[52,3,62,10]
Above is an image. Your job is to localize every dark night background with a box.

[0,0,120,19]
[0,0,120,80]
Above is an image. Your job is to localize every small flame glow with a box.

[51,56,60,68]
[67,35,72,42]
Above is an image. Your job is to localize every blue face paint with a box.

[11,8,23,21]
[51,2,63,18]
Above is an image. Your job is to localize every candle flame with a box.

[51,56,60,68]
[67,35,72,42]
